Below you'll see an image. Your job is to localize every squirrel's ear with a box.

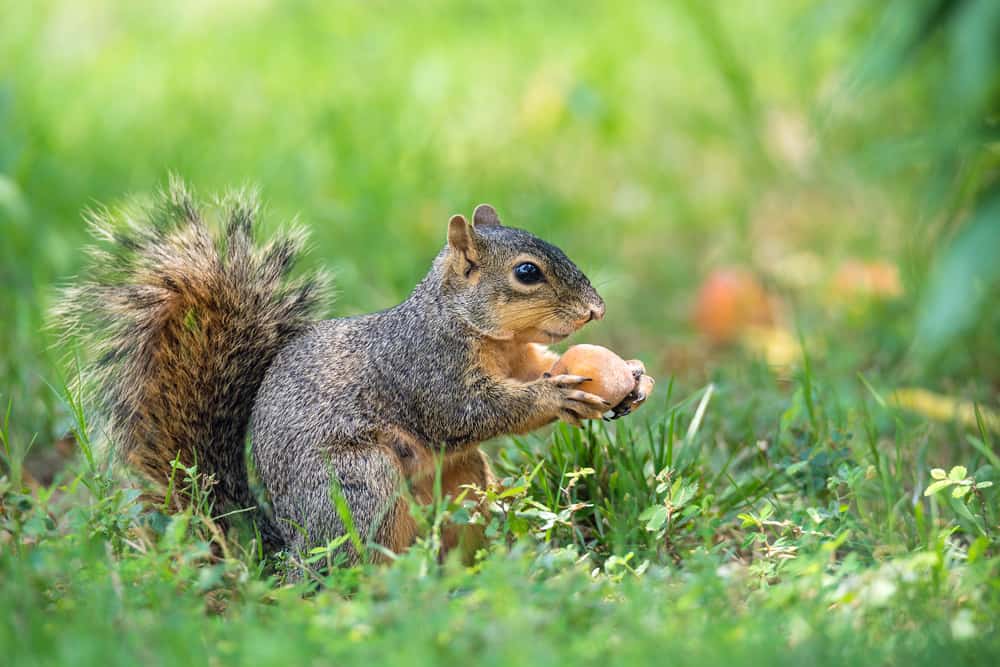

[447,214,478,275]
[473,204,501,228]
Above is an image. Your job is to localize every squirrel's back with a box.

[56,179,327,548]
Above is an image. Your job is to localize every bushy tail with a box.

[55,178,327,548]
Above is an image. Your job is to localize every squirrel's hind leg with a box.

[384,429,496,564]
[439,448,496,564]
[299,442,419,565]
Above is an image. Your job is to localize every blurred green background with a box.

[1,0,997,451]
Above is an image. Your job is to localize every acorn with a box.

[549,344,636,407]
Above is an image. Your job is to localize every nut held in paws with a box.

[549,344,635,407]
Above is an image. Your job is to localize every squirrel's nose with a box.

[587,302,605,322]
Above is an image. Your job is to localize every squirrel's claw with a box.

[625,359,646,377]
[565,389,611,423]
[566,389,611,408]
[544,374,606,426]
[610,363,655,419]
[545,373,591,386]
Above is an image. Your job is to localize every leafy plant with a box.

[924,465,993,500]
[639,468,700,565]
[924,463,997,544]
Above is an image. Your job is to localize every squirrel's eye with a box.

[513,262,544,285]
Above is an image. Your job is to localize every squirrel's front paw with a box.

[541,373,611,428]
[610,360,655,419]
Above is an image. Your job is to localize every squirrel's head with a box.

[439,204,605,343]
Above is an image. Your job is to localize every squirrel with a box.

[56,178,654,563]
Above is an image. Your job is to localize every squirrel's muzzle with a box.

[587,301,606,322]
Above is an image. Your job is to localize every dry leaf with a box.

[890,388,1000,433]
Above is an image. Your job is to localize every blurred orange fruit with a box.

[830,260,902,301]
[693,268,774,345]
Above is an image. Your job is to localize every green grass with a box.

[3,366,999,665]
[3,1,1000,665]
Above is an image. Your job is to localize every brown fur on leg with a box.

[386,430,496,564]
[439,447,495,564]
